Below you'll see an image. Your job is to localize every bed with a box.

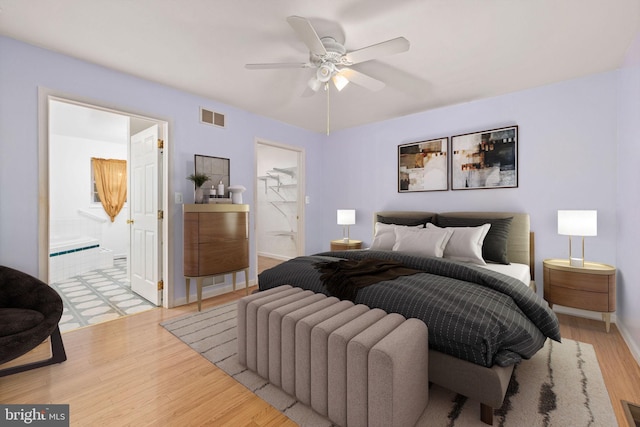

[257,211,560,425]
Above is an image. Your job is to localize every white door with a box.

[129,124,162,305]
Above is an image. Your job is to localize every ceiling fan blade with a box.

[338,68,385,91]
[245,62,310,70]
[286,16,327,56]
[344,37,410,65]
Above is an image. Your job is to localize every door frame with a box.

[37,87,174,308]
[254,138,306,267]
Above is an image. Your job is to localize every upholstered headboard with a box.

[374,211,534,279]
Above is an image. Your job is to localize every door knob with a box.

[127,219,134,224]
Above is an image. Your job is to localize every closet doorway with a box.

[255,140,305,273]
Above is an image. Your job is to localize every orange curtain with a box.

[92,158,127,222]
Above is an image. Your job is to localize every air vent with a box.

[200,107,225,128]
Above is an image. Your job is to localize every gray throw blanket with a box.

[314,258,422,301]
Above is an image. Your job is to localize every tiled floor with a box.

[50,256,283,333]
[51,258,156,332]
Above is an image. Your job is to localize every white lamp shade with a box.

[557,210,597,236]
[337,209,356,226]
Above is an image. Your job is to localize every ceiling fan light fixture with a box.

[332,74,349,91]
[316,63,334,82]
[308,77,322,92]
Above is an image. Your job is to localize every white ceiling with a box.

[1,0,639,134]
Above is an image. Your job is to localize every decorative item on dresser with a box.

[186,172,209,204]
[543,258,616,332]
[183,204,249,311]
[194,154,231,202]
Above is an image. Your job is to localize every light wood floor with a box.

[258,255,284,274]
[2,277,639,425]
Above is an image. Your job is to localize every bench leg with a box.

[480,403,494,425]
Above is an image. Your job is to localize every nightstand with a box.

[330,239,362,251]
[543,258,616,332]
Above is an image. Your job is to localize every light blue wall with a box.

[616,31,640,359]
[323,72,619,286]
[0,36,325,300]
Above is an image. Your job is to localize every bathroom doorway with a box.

[44,96,168,331]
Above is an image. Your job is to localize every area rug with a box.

[161,302,617,427]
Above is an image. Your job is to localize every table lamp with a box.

[557,210,597,267]
[337,209,356,243]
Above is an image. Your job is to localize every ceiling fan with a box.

[245,16,410,95]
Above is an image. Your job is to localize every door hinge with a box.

[157,280,164,290]
[158,210,164,220]
[158,139,164,149]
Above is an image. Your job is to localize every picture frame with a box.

[398,137,449,192]
[194,154,230,196]
[451,126,518,190]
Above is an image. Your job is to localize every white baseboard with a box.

[616,320,640,367]
[258,251,293,261]
[174,278,256,307]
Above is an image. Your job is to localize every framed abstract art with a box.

[398,137,448,192]
[451,126,518,190]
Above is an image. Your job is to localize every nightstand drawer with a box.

[330,239,362,251]
[546,285,611,312]
[548,269,609,293]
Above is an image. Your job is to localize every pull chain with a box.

[326,82,330,136]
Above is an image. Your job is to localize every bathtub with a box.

[49,236,113,283]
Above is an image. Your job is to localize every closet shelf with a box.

[269,167,296,178]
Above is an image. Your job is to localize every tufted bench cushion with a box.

[368,318,430,427]
[326,308,388,426]
[237,285,429,427]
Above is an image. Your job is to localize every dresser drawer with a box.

[548,269,609,293]
[198,241,249,275]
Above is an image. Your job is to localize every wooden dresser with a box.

[183,204,249,310]
[543,258,616,332]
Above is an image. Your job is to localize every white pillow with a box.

[370,222,422,250]
[392,226,453,257]
[426,223,491,265]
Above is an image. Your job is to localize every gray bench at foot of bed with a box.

[430,349,514,425]
[237,285,429,427]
